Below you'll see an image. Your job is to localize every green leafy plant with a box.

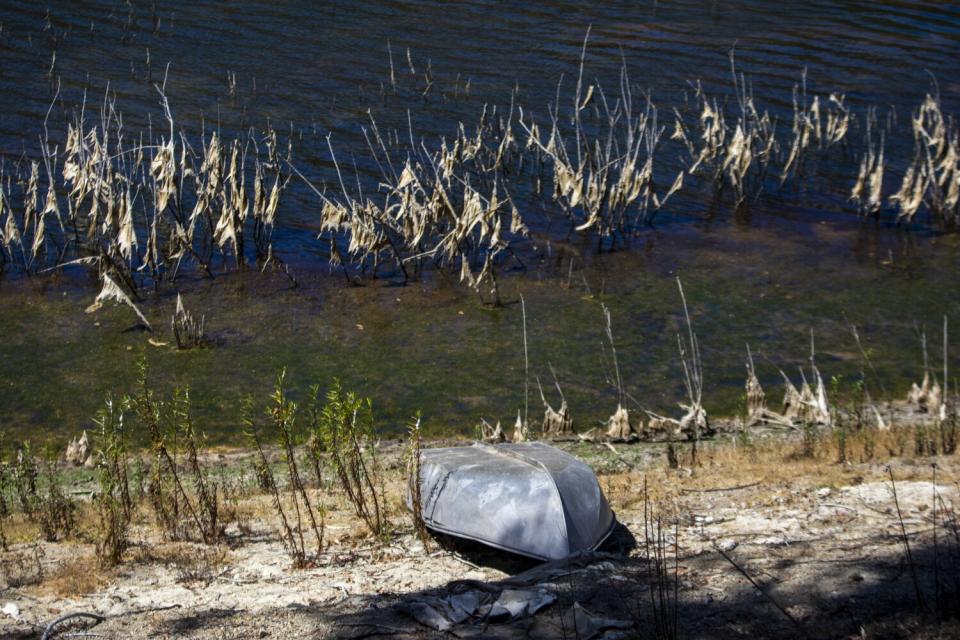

[316,379,388,539]
[12,441,39,517]
[270,370,324,560]
[245,397,302,565]
[305,384,326,489]
[405,412,430,548]
[93,396,132,566]
[175,387,222,543]
[131,360,221,543]
[34,454,77,542]
[835,423,848,464]
[131,359,183,539]
[940,410,958,455]
[243,371,325,568]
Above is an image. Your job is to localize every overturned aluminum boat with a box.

[413,442,615,561]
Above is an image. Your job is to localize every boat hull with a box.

[414,442,616,561]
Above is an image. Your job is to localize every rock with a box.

[816,487,832,498]
[716,539,738,552]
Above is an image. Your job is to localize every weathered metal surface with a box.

[414,442,615,561]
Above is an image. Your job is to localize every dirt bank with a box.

[1,433,958,639]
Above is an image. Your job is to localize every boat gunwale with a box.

[423,510,618,562]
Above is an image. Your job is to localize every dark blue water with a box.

[1,0,959,261]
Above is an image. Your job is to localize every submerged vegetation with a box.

[0,5,954,442]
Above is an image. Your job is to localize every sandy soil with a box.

[1,439,958,639]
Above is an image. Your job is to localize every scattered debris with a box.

[400,586,557,631]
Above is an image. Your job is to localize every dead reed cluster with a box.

[744,336,832,432]
[738,320,957,468]
[171,293,205,349]
[473,284,957,472]
[519,30,682,242]
[308,43,958,302]
[311,99,526,304]
[888,93,960,224]
[0,81,291,326]
[0,43,958,313]
[500,279,712,446]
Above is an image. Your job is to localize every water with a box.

[0,1,958,443]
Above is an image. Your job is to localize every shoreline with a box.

[1,414,957,639]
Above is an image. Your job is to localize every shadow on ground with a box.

[427,521,637,577]
[286,537,960,640]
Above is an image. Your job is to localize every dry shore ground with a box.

[1,421,959,639]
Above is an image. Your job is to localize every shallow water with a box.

[0,1,959,443]
[1,213,957,444]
